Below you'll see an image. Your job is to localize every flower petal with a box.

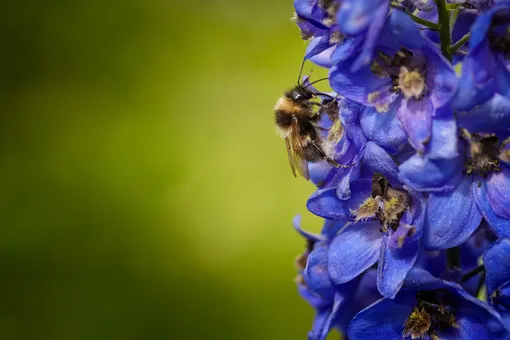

[397,97,433,154]
[425,115,458,160]
[304,245,334,300]
[473,180,510,238]
[398,153,463,192]
[328,221,382,285]
[483,239,510,296]
[424,176,482,249]
[486,166,510,219]
[359,100,407,154]
[347,296,414,340]
[361,141,399,184]
[293,215,324,242]
[307,179,372,220]
[377,232,419,298]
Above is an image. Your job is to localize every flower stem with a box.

[390,2,441,30]
[449,32,471,54]
[434,0,453,61]
[446,247,460,269]
[461,265,485,282]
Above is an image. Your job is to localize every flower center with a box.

[460,129,502,177]
[489,24,510,58]
[398,66,426,100]
[319,0,340,27]
[351,174,411,232]
[294,238,316,285]
[403,290,457,340]
[369,49,427,101]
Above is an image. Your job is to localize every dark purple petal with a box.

[483,239,510,296]
[424,176,482,249]
[473,180,510,237]
[377,232,419,298]
[328,221,382,285]
[486,166,510,219]
[397,97,433,154]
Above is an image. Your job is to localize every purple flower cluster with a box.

[288,1,510,339]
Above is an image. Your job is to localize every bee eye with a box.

[293,92,303,100]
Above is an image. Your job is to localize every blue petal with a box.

[293,0,327,29]
[348,296,414,340]
[458,94,510,134]
[304,245,334,300]
[424,176,482,249]
[397,97,433,154]
[328,221,382,285]
[309,292,347,340]
[398,153,463,192]
[293,215,324,242]
[486,166,510,219]
[387,9,429,49]
[359,99,407,153]
[427,51,458,110]
[337,0,387,36]
[377,232,419,298]
[331,36,364,64]
[453,44,498,111]
[361,141,399,184]
[425,115,458,160]
[329,60,391,105]
[320,219,346,241]
[483,239,510,296]
[350,2,390,72]
[307,179,372,220]
[473,180,510,238]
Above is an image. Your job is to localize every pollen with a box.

[351,197,379,222]
[327,118,343,142]
[398,66,426,100]
[403,307,431,339]
[368,91,381,103]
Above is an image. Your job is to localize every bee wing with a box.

[285,137,297,178]
[286,118,310,180]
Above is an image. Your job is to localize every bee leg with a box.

[311,140,351,169]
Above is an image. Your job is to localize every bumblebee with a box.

[274,67,347,179]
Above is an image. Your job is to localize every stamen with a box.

[403,307,431,339]
[398,66,426,100]
[351,197,379,222]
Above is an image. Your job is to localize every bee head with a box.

[287,86,314,102]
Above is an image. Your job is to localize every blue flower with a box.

[307,168,426,298]
[399,99,510,248]
[336,0,390,71]
[293,216,380,339]
[454,1,510,111]
[330,10,458,157]
[484,238,510,326]
[348,268,509,340]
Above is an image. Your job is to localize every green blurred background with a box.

[1,1,333,339]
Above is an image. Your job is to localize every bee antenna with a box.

[304,77,329,88]
[297,58,306,86]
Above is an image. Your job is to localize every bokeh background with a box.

[1,1,334,339]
